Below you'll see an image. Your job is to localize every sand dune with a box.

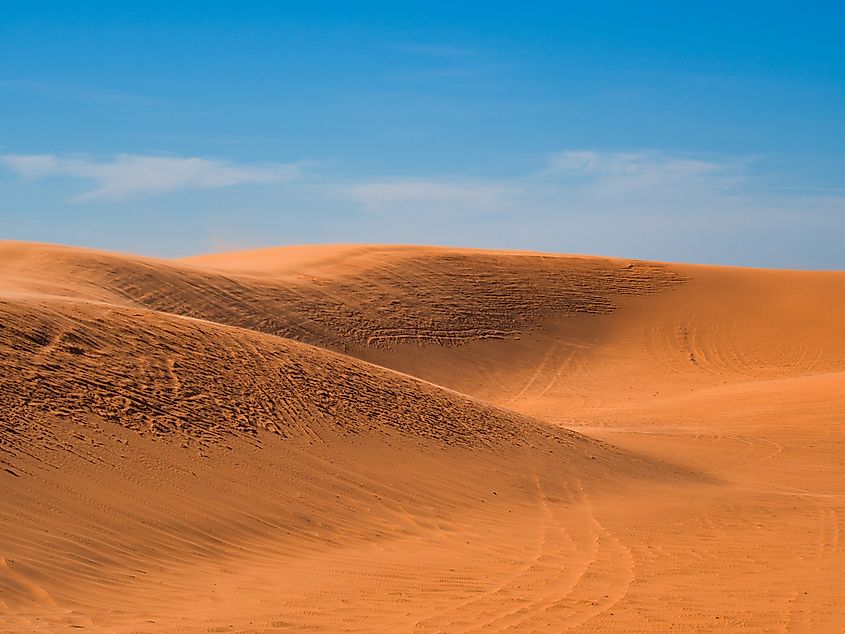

[2,241,844,632]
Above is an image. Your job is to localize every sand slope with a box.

[1,241,844,632]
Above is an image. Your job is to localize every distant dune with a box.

[2,241,844,632]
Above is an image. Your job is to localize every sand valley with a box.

[1,242,844,632]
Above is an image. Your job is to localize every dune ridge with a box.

[2,241,844,632]
[0,242,682,351]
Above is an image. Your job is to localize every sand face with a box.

[1,242,844,632]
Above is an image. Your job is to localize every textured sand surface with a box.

[1,242,844,632]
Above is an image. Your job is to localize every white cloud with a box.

[388,43,478,58]
[1,147,842,266]
[329,151,844,266]
[0,79,170,107]
[544,150,728,177]
[344,151,749,218]
[1,154,62,179]
[531,150,750,210]
[348,180,512,215]
[0,153,307,200]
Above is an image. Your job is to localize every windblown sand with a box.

[1,242,843,632]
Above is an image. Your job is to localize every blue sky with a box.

[1,2,844,267]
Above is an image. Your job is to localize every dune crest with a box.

[2,242,844,632]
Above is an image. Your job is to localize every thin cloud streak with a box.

[348,150,753,216]
[335,150,845,268]
[0,153,308,201]
[348,180,512,215]
[342,150,845,249]
[529,150,751,210]
[3,148,843,266]
[542,150,735,179]
[387,43,479,58]
[0,79,170,107]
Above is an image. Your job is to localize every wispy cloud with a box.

[343,150,844,240]
[332,150,844,266]
[388,43,478,58]
[0,153,308,200]
[531,150,752,211]
[348,180,512,215]
[0,79,169,107]
[384,43,483,83]
[2,147,842,266]
[346,150,749,216]
[542,150,734,180]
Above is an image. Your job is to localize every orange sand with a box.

[1,242,843,632]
